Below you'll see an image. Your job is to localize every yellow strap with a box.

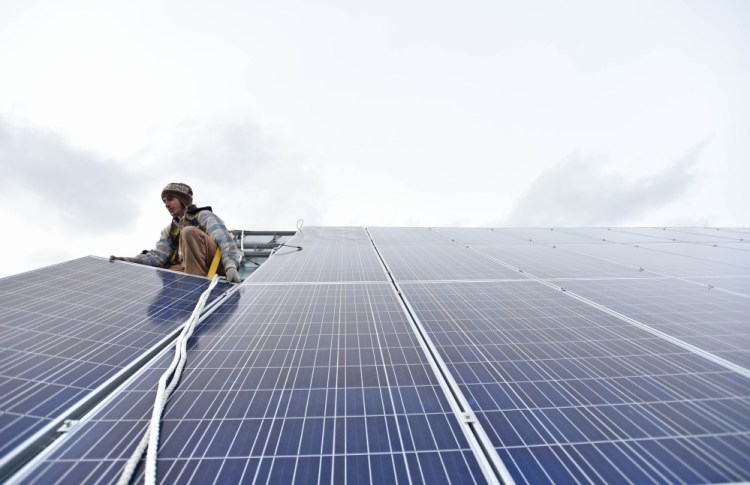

[207,248,222,278]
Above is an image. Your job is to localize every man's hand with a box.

[224,266,241,284]
[110,255,125,262]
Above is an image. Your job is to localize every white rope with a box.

[118,275,220,485]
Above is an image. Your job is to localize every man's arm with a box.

[110,225,175,267]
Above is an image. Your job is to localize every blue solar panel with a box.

[686,276,750,296]
[662,227,747,241]
[250,227,388,283]
[397,279,750,484]
[560,243,750,278]
[557,277,750,368]
[489,228,601,244]
[368,227,524,281]
[19,283,488,484]
[0,257,233,471]
[609,227,745,243]
[635,243,750,268]
[4,227,750,484]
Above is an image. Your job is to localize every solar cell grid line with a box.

[250,227,388,283]
[15,282,490,485]
[368,228,524,282]
[0,257,233,474]
[554,277,750,370]
[396,279,750,484]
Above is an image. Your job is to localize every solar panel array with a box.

[3,228,750,484]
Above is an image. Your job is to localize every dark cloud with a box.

[0,117,143,231]
[502,147,701,226]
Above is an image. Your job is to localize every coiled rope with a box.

[118,275,220,485]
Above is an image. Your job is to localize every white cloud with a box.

[0,117,144,230]
[502,148,701,227]
[0,0,748,277]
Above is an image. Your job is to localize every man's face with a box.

[163,195,186,218]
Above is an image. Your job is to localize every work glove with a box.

[224,265,241,284]
[109,255,126,262]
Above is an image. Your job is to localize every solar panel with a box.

[556,277,750,368]
[561,243,750,278]
[608,227,742,244]
[398,279,750,484]
[368,227,524,282]
[250,227,387,283]
[4,227,750,484]
[434,228,538,246]
[489,228,600,245]
[481,244,653,280]
[661,227,747,241]
[0,257,233,472]
[635,243,750,268]
[686,276,750,296]
[18,283,489,484]
[553,227,671,244]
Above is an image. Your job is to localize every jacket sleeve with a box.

[128,224,175,267]
[197,211,242,269]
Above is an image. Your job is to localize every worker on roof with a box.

[110,182,242,283]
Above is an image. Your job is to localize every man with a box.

[110,182,242,283]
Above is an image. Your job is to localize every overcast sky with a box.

[1,0,748,277]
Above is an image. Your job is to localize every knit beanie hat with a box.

[161,182,193,207]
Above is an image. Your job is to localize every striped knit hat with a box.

[161,182,193,207]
